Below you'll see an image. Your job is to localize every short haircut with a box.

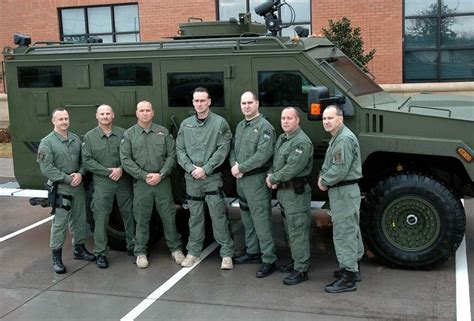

[193,87,210,99]
[97,104,113,112]
[51,108,67,118]
[326,104,343,116]
[137,100,152,109]
[242,91,258,101]
[282,106,300,120]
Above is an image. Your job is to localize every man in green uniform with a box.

[318,104,364,293]
[176,87,234,270]
[230,91,277,278]
[266,107,313,285]
[82,104,136,269]
[37,108,95,274]
[120,101,184,269]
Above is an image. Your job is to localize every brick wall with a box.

[313,0,403,84]
[0,0,403,94]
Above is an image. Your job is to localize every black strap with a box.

[330,179,359,188]
[186,194,205,201]
[243,167,269,177]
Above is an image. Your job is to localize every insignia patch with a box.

[157,131,165,135]
[37,150,46,162]
[252,128,259,133]
[263,134,271,140]
[295,148,303,154]
[333,149,344,164]
[121,138,125,144]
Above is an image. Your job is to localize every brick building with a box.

[1,0,473,94]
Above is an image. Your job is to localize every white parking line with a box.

[0,216,53,242]
[456,199,471,321]
[120,241,219,321]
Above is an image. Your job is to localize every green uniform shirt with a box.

[229,114,275,173]
[320,124,362,187]
[37,130,84,190]
[176,112,232,176]
[82,125,125,183]
[269,127,313,184]
[120,123,176,181]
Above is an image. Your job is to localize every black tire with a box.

[107,201,165,251]
[361,174,465,269]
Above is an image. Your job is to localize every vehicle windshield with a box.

[318,56,383,97]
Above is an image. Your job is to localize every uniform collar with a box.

[139,122,159,133]
[53,130,72,142]
[244,113,262,126]
[98,125,116,137]
[284,127,301,140]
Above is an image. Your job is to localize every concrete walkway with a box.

[0,158,14,178]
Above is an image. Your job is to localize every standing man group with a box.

[38,93,364,293]
[38,108,95,274]
[82,104,135,268]
[176,87,235,269]
[318,104,364,293]
[230,91,278,278]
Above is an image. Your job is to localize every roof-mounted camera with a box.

[13,33,31,48]
[255,0,283,36]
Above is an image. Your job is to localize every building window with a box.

[404,0,474,82]
[217,0,311,36]
[59,3,140,43]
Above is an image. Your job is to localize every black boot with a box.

[52,248,66,274]
[333,269,362,282]
[233,253,262,264]
[96,255,109,269]
[325,269,357,293]
[278,261,294,273]
[283,270,308,286]
[73,244,96,261]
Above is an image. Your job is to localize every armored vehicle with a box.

[2,7,473,269]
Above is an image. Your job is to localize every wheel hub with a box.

[382,196,440,251]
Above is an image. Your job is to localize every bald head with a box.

[96,104,114,128]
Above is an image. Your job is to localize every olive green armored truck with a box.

[3,12,473,270]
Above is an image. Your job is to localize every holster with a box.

[46,182,59,215]
[292,177,306,195]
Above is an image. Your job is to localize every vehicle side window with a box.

[167,72,224,107]
[103,63,152,86]
[258,71,312,110]
[17,66,62,88]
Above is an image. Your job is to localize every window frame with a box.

[403,0,474,82]
[58,3,140,43]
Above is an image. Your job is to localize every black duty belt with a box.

[278,176,307,190]
[243,167,269,177]
[330,179,359,188]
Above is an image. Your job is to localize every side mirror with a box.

[307,86,351,120]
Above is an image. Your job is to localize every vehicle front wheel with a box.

[361,174,465,269]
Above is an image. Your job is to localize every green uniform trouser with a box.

[91,177,135,256]
[50,182,86,249]
[237,172,276,263]
[133,178,181,255]
[277,185,312,272]
[329,184,364,273]
[186,175,234,258]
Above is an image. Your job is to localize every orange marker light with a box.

[310,103,321,116]
[457,147,472,163]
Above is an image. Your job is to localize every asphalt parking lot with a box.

[0,158,473,321]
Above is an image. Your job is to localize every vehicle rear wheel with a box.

[361,174,465,269]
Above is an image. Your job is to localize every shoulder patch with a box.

[262,130,272,140]
[332,149,344,164]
